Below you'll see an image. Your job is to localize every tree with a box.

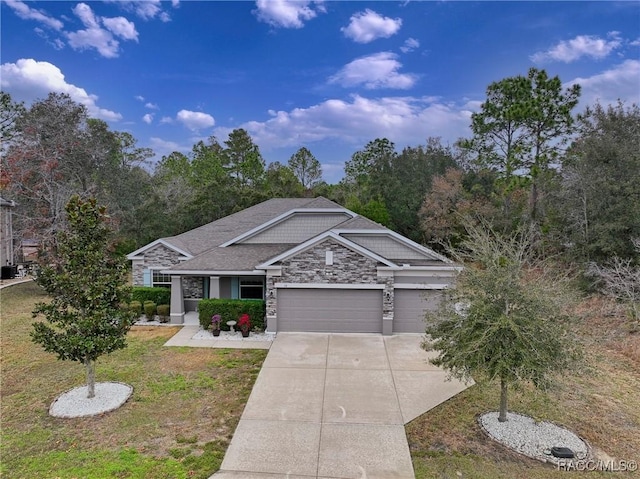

[288,147,323,190]
[31,196,136,398]
[380,139,457,242]
[265,161,304,197]
[223,128,265,188]
[0,91,25,144]
[587,238,640,332]
[1,93,151,252]
[463,68,580,221]
[423,222,580,422]
[561,102,640,261]
[343,138,396,203]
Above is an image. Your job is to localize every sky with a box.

[1,1,639,183]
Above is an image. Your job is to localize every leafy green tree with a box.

[0,91,25,144]
[31,196,137,398]
[265,161,304,197]
[381,139,457,242]
[288,147,323,190]
[345,197,391,226]
[463,68,580,221]
[424,222,580,422]
[343,138,396,203]
[561,102,640,261]
[223,128,265,188]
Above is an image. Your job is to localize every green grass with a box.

[407,295,640,478]
[0,282,267,479]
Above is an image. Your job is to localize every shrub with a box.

[131,286,171,305]
[157,304,170,323]
[144,302,157,321]
[129,301,142,316]
[198,299,265,331]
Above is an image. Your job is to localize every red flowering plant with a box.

[238,313,251,334]
[211,314,222,331]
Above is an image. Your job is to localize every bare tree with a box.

[588,238,640,331]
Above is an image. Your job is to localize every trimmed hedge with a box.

[131,286,170,305]
[198,299,265,331]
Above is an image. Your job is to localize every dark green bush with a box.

[157,304,170,323]
[144,302,157,321]
[131,286,171,305]
[129,301,142,316]
[198,299,265,331]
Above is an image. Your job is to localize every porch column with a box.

[170,276,185,324]
[209,276,220,299]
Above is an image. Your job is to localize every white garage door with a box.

[277,288,383,333]
[393,289,442,333]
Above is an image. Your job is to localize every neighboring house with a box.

[0,197,16,266]
[127,197,459,334]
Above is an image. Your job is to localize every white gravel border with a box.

[49,382,133,418]
[479,411,590,465]
[191,329,275,342]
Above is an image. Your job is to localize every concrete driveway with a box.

[212,333,469,479]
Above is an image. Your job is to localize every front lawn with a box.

[0,282,267,479]
[407,296,640,478]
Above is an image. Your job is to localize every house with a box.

[0,196,16,267]
[127,197,459,334]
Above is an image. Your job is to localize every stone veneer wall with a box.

[132,244,184,285]
[266,239,394,321]
[183,277,204,299]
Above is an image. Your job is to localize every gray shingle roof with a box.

[168,244,296,272]
[163,197,342,256]
[143,196,446,271]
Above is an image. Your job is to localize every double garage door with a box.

[276,288,442,334]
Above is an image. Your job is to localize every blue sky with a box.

[2,1,639,183]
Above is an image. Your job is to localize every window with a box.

[240,279,264,299]
[152,270,171,288]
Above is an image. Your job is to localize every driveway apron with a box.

[212,333,469,479]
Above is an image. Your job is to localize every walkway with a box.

[211,332,470,479]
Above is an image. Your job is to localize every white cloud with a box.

[176,110,215,130]
[630,37,640,47]
[135,95,145,101]
[4,0,63,30]
[0,58,122,121]
[142,113,154,124]
[215,94,472,152]
[329,52,417,90]
[112,0,172,22]
[566,59,640,108]
[102,16,138,41]
[66,3,121,58]
[531,33,622,63]
[160,116,174,124]
[341,9,402,44]
[145,102,159,110]
[253,0,325,29]
[400,37,420,53]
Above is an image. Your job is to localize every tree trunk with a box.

[85,357,95,399]
[499,377,508,422]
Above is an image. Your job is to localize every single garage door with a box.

[277,288,383,333]
[393,289,442,333]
